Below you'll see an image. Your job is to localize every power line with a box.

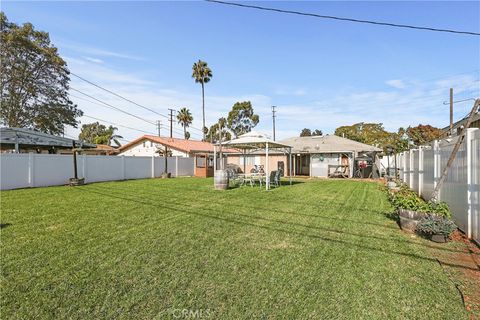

[70,87,156,125]
[82,115,158,135]
[70,72,205,133]
[205,0,480,36]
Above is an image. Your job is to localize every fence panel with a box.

[422,146,435,199]
[0,154,195,190]
[34,154,73,187]
[0,154,30,189]
[438,137,469,232]
[177,157,195,176]
[411,149,420,193]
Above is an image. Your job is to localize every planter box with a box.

[398,209,427,233]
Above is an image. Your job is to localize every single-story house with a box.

[442,107,480,136]
[118,135,237,177]
[225,134,382,178]
[0,127,96,154]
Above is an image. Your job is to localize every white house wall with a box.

[311,153,352,177]
[119,141,189,157]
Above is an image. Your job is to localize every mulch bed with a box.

[435,231,480,319]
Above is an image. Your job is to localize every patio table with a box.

[239,173,265,187]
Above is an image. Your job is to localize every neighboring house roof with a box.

[0,127,95,149]
[441,109,480,134]
[118,135,237,154]
[279,135,383,153]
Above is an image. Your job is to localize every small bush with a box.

[417,215,457,236]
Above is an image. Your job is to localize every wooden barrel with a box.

[398,208,426,232]
[214,170,229,190]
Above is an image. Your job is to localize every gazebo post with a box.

[213,145,217,172]
[266,142,269,190]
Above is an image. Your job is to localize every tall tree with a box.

[334,122,394,152]
[226,101,259,138]
[0,12,82,135]
[176,107,193,140]
[192,60,212,140]
[78,122,122,147]
[206,118,231,143]
[300,128,312,137]
[406,124,443,146]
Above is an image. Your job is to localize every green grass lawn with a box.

[1,178,467,319]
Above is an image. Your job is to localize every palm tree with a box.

[176,107,193,140]
[192,60,212,140]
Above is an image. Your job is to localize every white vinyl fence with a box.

[398,128,480,244]
[0,154,194,190]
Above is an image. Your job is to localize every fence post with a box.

[121,155,126,180]
[82,154,87,182]
[433,140,440,200]
[175,156,179,177]
[151,156,155,178]
[409,151,413,188]
[418,147,423,196]
[28,152,35,187]
[466,129,474,238]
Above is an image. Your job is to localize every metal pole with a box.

[266,142,269,190]
[449,88,453,136]
[271,106,276,141]
[168,108,175,138]
[72,140,78,179]
[157,120,161,137]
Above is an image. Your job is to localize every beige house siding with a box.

[226,154,289,174]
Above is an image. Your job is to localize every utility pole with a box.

[271,105,277,141]
[449,88,453,136]
[156,120,161,137]
[168,108,175,138]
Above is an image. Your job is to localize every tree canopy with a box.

[0,12,82,135]
[206,117,231,143]
[176,107,193,140]
[78,122,122,147]
[300,128,322,137]
[406,124,444,146]
[226,101,259,138]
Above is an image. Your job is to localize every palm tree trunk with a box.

[184,125,186,139]
[201,83,205,141]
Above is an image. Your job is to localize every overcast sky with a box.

[3,1,480,142]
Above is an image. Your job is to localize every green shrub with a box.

[416,215,457,236]
[425,201,452,218]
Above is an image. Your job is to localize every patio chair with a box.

[269,170,278,188]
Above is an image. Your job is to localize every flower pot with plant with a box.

[416,214,457,243]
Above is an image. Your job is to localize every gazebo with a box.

[213,131,293,190]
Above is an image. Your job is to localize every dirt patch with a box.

[432,231,480,319]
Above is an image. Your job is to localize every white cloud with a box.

[386,79,406,89]
[83,56,103,64]
[59,40,144,61]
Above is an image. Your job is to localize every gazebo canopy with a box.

[220,131,292,150]
[214,131,292,190]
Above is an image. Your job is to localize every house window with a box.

[240,155,260,166]
[150,141,153,147]
[143,141,146,147]
[196,155,206,168]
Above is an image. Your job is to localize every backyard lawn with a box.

[0,178,467,319]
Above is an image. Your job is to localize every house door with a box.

[295,155,310,176]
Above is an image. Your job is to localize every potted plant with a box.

[416,215,457,243]
[392,192,429,232]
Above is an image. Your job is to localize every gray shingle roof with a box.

[279,135,382,153]
[0,127,96,148]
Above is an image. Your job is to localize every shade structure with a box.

[215,131,292,190]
